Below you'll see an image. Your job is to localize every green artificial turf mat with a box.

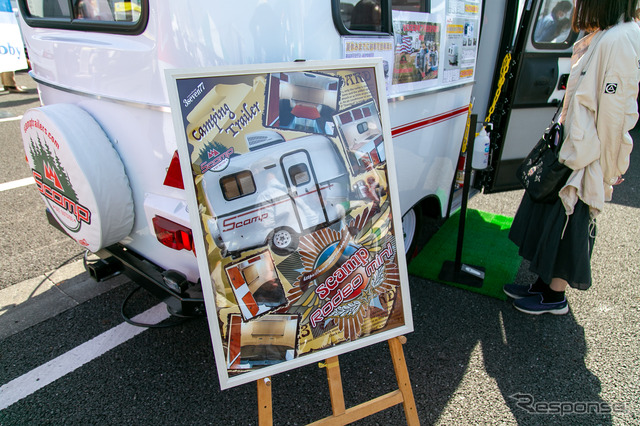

[409,209,522,300]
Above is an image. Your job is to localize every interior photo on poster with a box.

[169,62,411,388]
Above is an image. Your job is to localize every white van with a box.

[204,131,351,257]
[15,0,576,315]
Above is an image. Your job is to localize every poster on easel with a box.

[166,59,413,389]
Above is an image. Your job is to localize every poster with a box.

[0,6,28,73]
[166,60,412,389]
[342,36,394,92]
[390,10,443,95]
[443,0,481,84]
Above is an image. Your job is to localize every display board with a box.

[340,2,482,97]
[443,0,481,85]
[391,10,443,94]
[342,36,395,92]
[166,59,412,389]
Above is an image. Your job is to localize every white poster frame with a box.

[166,59,412,390]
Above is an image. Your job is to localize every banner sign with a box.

[0,8,28,73]
[166,60,412,389]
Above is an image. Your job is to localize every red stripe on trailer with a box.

[391,105,469,137]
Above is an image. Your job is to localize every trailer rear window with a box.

[221,171,256,201]
[332,0,429,35]
[19,0,147,34]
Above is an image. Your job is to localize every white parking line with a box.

[0,115,23,123]
[0,303,170,411]
[0,177,34,193]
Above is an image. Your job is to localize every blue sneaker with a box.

[513,294,569,315]
[503,283,543,299]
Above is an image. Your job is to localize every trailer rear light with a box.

[163,150,185,189]
[152,216,194,252]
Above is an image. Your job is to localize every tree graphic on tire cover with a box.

[29,135,78,202]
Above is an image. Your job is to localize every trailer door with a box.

[474,0,579,193]
[280,150,327,230]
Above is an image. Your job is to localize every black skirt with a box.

[508,193,596,290]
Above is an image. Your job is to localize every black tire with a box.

[269,227,299,256]
[402,205,423,260]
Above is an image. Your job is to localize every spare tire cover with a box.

[21,104,134,252]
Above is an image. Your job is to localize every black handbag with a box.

[516,120,572,204]
[516,33,605,204]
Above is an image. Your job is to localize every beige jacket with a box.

[559,20,640,216]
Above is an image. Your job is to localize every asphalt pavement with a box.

[0,74,638,424]
[0,71,83,290]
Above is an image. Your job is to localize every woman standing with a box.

[504,0,640,315]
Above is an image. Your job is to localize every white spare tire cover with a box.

[21,104,134,252]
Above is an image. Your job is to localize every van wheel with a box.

[269,227,299,256]
[402,206,422,260]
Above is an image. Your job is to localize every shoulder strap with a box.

[551,97,564,123]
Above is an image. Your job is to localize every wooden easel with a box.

[257,336,419,425]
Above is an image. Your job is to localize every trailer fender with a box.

[21,104,134,252]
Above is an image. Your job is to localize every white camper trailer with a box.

[15,0,578,315]
[448,44,459,66]
[204,132,350,257]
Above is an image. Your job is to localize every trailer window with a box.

[288,164,311,187]
[23,0,71,18]
[532,0,577,47]
[392,0,429,13]
[341,0,382,32]
[332,0,430,35]
[333,0,387,35]
[19,0,147,33]
[221,171,256,201]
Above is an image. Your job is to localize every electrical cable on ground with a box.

[120,285,194,328]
